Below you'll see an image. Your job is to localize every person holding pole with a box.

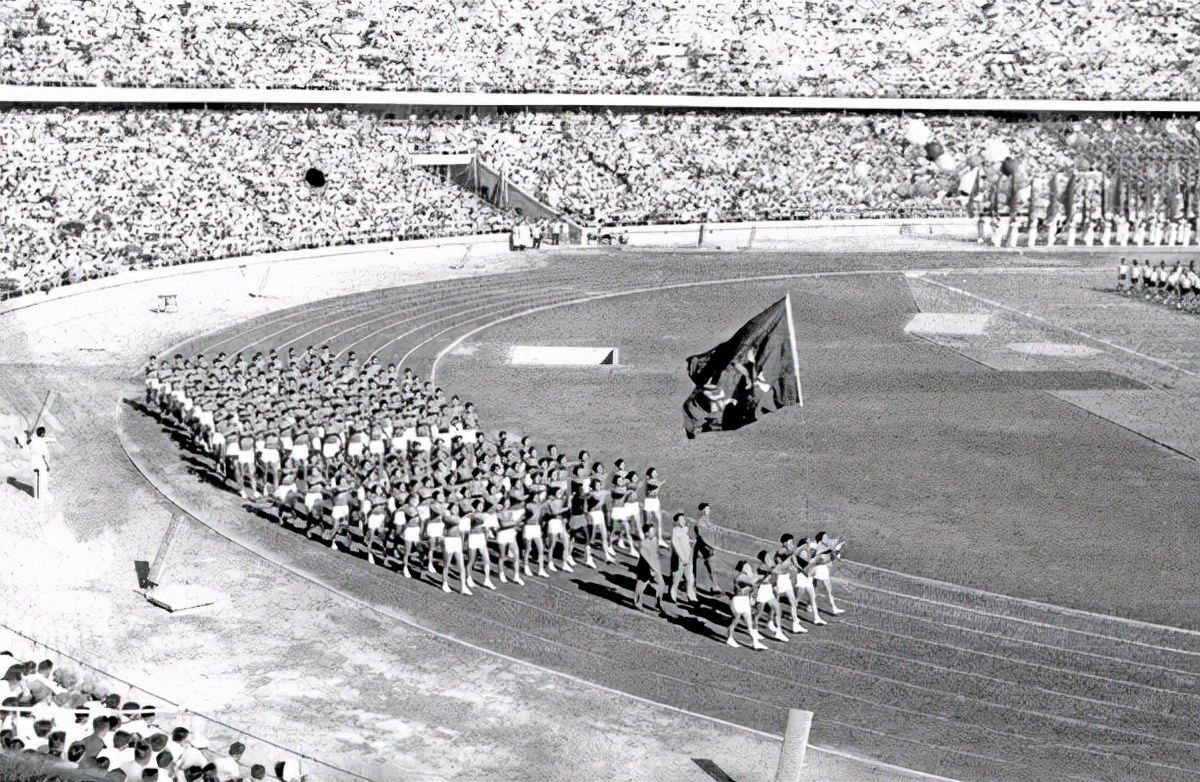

[27,426,50,500]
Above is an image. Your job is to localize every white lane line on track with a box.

[498,573,1200,754]
[842,581,1200,666]
[825,601,1199,701]
[913,275,1200,379]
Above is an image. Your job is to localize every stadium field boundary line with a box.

[428,271,1200,643]
[912,275,1200,379]
[112,409,973,782]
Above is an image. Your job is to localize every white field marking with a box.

[507,345,617,365]
[377,297,548,366]
[915,276,1200,378]
[810,599,1199,701]
[334,297,505,361]
[1007,342,1100,357]
[833,592,1200,684]
[843,579,1200,664]
[197,299,375,353]
[903,313,991,335]
[206,292,424,356]
[502,576,1198,752]
[229,299,393,355]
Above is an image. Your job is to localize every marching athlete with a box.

[728,561,767,650]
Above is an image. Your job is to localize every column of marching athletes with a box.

[140,346,848,650]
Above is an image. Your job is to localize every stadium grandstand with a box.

[5,106,1200,301]
[4,4,1200,782]
[2,0,1199,99]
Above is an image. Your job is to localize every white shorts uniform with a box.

[425,521,445,540]
[642,497,661,513]
[331,504,350,521]
[497,527,517,546]
[546,517,565,536]
[443,535,463,554]
[402,525,421,543]
[522,522,541,541]
[732,594,753,614]
[755,582,776,604]
[588,510,605,527]
[260,448,280,464]
[468,532,487,550]
[812,563,832,581]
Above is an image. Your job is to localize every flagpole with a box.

[783,293,803,407]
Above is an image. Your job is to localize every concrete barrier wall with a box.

[623,217,978,248]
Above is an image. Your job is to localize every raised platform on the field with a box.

[508,345,619,365]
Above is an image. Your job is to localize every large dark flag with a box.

[683,295,802,438]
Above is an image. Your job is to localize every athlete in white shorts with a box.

[728,561,767,650]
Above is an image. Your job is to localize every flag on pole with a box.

[683,295,802,438]
[1063,170,1077,221]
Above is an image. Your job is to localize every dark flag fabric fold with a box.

[683,295,802,438]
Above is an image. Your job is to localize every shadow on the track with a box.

[693,758,739,782]
[6,475,34,498]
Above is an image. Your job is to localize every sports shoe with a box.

[584,556,597,569]
[773,629,789,643]
[752,639,768,651]
[499,572,508,584]
[561,562,575,573]
[829,607,846,615]
[524,565,533,577]
[442,582,452,594]
[537,568,549,578]
[813,616,828,626]
[467,577,478,588]
[514,574,526,586]
[483,578,497,591]
[767,621,779,635]
[547,563,557,573]
[725,637,740,648]
[402,567,411,579]
[791,620,808,634]
[460,585,473,596]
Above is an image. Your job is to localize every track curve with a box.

[129,256,1200,782]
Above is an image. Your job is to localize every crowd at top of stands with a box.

[1,0,1199,99]
[3,106,1198,300]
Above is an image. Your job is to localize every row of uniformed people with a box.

[1117,258,1200,308]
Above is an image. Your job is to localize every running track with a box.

[124,255,1200,782]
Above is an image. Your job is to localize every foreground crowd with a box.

[144,347,846,650]
[1117,258,1200,312]
[3,0,1198,99]
[0,653,304,781]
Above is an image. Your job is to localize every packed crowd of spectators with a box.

[6,106,1200,300]
[0,651,308,781]
[0,107,508,299]
[143,347,847,649]
[3,0,1199,99]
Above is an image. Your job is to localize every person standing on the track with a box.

[808,532,847,616]
[26,426,51,500]
[668,512,698,604]
[693,503,719,593]
[633,522,670,617]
